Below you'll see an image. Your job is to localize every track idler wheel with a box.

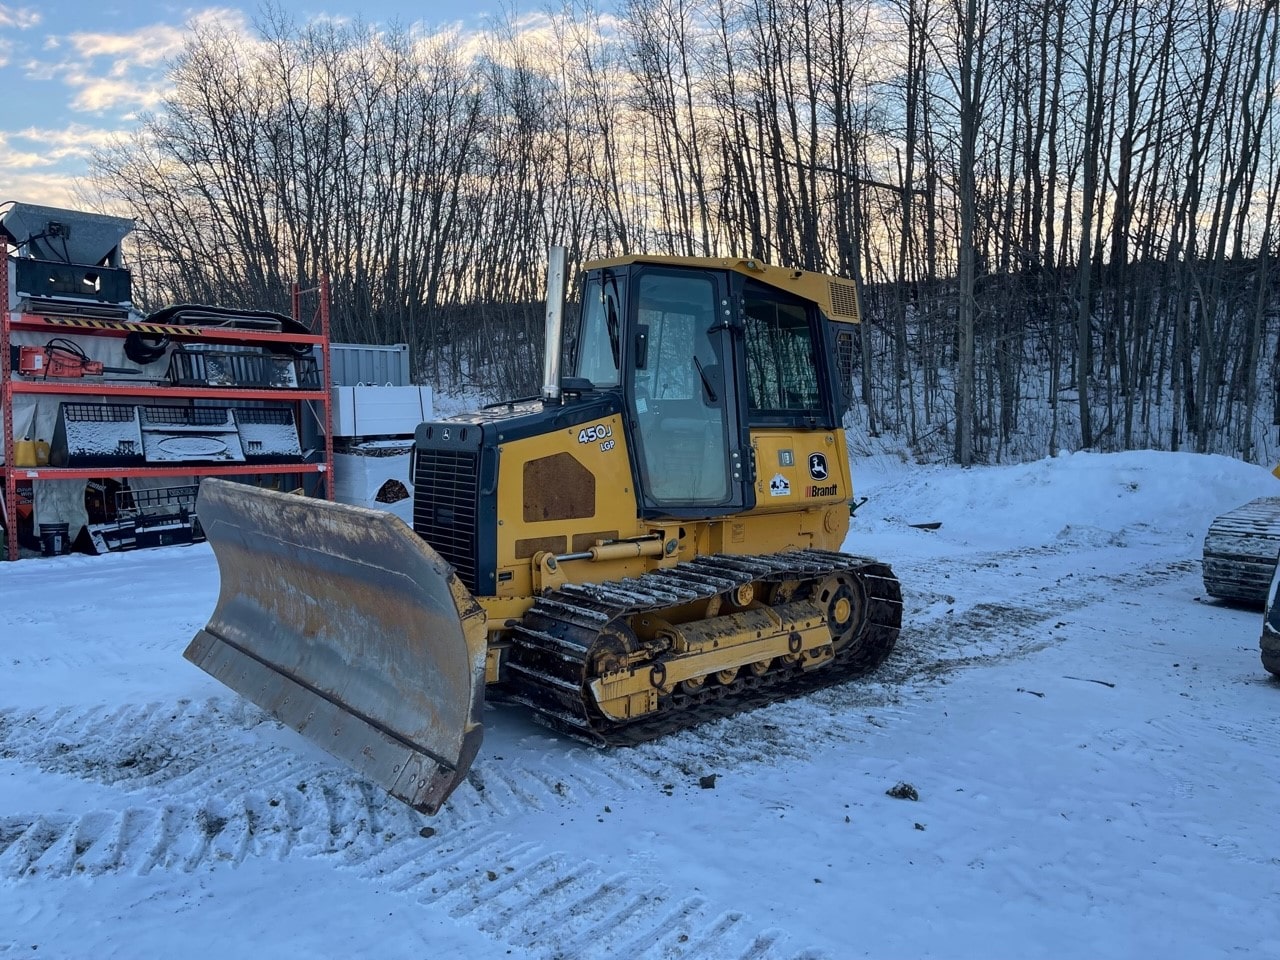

[590,624,642,677]
[814,573,867,651]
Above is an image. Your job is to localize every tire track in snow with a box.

[0,533,1200,959]
[885,547,1201,683]
[2,703,820,956]
[0,801,820,960]
[0,538,1197,814]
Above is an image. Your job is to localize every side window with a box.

[575,278,621,388]
[743,294,821,416]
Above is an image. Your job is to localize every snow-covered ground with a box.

[2,449,1279,958]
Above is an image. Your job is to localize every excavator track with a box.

[1203,496,1280,607]
[501,550,902,745]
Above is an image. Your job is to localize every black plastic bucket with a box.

[39,522,71,557]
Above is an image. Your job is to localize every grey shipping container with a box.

[328,343,411,387]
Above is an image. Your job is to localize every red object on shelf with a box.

[2,267,334,560]
[17,344,137,379]
[19,344,102,377]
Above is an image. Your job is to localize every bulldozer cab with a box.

[574,258,849,521]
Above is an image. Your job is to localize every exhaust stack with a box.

[542,246,567,402]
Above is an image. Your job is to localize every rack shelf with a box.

[2,268,334,560]
[7,314,326,346]
[2,462,327,481]
[9,381,329,401]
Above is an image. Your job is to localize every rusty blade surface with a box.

[184,478,487,815]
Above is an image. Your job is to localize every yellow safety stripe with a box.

[37,317,202,335]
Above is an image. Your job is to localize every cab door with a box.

[625,266,753,519]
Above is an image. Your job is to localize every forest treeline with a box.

[89,0,1280,464]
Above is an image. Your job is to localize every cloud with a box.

[10,123,120,159]
[0,5,40,30]
[0,168,85,207]
[0,3,38,68]
[0,124,119,173]
[0,128,99,207]
[36,8,254,115]
[62,67,169,114]
[67,21,190,67]
[0,131,42,170]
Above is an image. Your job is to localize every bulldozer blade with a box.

[184,478,488,815]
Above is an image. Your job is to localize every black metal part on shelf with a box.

[85,483,205,553]
[235,407,305,462]
[145,303,295,333]
[139,405,245,464]
[50,402,145,467]
[167,346,319,390]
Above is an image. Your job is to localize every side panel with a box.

[494,411,644,597]
[661,429,854,560]
[748,428,852,517]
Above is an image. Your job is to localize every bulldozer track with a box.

[502,550,903,745]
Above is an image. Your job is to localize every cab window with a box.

[743,293,821,418]
[575,277,621,388]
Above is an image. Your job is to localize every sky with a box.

[0,1,522,210]
[2,445,1278,957]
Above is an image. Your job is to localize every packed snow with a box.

[2,447,1279,958]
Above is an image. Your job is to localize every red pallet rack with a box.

[1,267,335,560]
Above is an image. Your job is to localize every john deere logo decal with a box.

[808,453,829,481]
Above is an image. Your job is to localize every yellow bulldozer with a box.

[185,251,903,814]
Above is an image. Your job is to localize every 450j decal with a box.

[578,423,615,451]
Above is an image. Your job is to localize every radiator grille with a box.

[828,279,860,320]
[835,328,856,413]
[413,447,480,591]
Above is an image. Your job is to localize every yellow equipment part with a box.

[184,479,488,814]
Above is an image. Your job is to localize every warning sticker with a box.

[769,473,791,497]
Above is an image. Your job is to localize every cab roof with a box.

[584,255,862,324]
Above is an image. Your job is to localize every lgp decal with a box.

[578,422,616,451]
[769,473,791,497]
[808,453,829,481]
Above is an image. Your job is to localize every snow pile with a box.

[855,449,1278,548]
